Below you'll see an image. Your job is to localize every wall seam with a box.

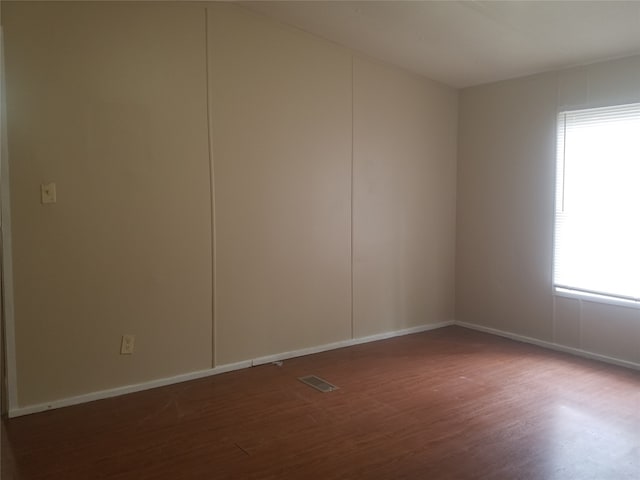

[350,55,355,340]
[204,7,217,368]
[578,298,584,350]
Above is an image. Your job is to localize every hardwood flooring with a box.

[2,326,639,479]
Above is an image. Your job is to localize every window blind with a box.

[554,102,640,302]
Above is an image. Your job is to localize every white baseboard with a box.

[455,321,640,372]
[9,320,454,418]
[250,321,455,366]
[9,360,253,418]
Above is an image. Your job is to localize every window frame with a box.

[552,102,640,309]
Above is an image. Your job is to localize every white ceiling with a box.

[239,1,640,88]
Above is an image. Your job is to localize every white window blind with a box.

[554,102,640,303]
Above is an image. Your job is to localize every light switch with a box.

[41,182,56,204]
[120,334,135,355]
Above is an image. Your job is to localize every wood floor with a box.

[2,326,640,479]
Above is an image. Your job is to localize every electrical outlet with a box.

[41,182,57,204]
[120,334,135,355]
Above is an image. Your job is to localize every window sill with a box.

[554,287,640,310]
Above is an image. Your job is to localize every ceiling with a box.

[239,1,640,88]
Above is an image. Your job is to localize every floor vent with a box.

[298,375,338,393]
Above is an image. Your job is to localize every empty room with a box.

[1,1,639,479]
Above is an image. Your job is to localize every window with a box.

[554,102,640,304]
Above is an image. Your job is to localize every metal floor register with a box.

[298,375,339,393]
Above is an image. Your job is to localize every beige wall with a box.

[3,2,458,409]
[353,58,457,337]
[4,2,213,406]
[208,5,353,364]
[457,55,640,365]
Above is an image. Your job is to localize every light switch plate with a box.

[120,334,135,355]
[41,182,57,204]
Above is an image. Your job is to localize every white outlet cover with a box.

[41,182,57,204]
